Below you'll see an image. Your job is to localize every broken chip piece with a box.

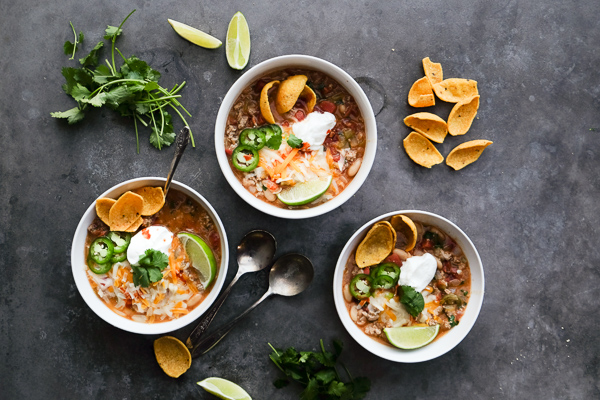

[390,215,417,252]
[446,140,493,170]
[404,112,448,143]
[422,57,443,85]
[433,78,478,103]
[448,95,480,136]
[408,77,435,108]
[403,131,444,168]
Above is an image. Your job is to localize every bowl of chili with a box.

[333,210,485,362]
[215,54,377,219]
[71,177,229,334]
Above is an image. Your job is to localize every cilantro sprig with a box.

[399,285,425,317]
[269,339,371,400]
[51,10,195,152]
[131,249,169,288]
[287,134,304,149]
[63,21,84,60]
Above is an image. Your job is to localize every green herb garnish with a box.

[266,132,282,150]
[269,339,370,400]
[399,285,425,318]
[64,21,84,60]
[51,9,195,153]
[287,134,303,149]
[131,249,169,287]
[449,315,459,327]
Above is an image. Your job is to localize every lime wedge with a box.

[384,325,440,349]
[177,232,217,288]
[277,175,333,206]
[197,377,252,400]
[168,19,222,49]
[226,12,250,70]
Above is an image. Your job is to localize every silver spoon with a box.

[190,253,314,358]
[163,126,190,198]
[185,230,277,349]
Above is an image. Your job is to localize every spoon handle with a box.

[164,126,190,197]
[185,273,242,349]
[191,289,273,358]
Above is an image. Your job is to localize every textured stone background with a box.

[1,0,599,399]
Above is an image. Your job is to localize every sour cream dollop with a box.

[127,226,173,265]
[292,112,336,150]
[399,253,437,292]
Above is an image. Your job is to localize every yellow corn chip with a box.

[403,131,444,168]
[95,198,116,225]
[260,80,280,124]
[408,77,435,108]
[433,78,478,103]
[355,223,395,268]
[132,186,165,216]
[154,336,192,378]
[447,95,480,136]
[276,75,308,114]
[301,85,317,113]
[446,140,493,170]
[423,57,443,85]
[404,112,448,143]
[108,191,144,232]
[390,215,417,252]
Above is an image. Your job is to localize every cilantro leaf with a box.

[266,131,282,150]
[50,107,86,124]
[80,92,108,107]
[449,315,459,327]
[79,41,104,67]
[132,249,169,287]
[149,111,176,149]
[69,84,92,101]
[287,134,303,148]
[300,378,319,400]
[399,285,425,317]
[104,85,136,109]
[104,25,123,40]
[61,67,94,94]
[121,56,161,81]
[92,64,116,84]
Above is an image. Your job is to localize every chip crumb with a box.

[566,339,570,342]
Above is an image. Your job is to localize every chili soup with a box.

[85,189,222,324]
[224,68,367,208]
[342,216,471,348]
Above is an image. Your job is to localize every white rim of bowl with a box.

[333,210,485,362]
[215,54,377,219]
[71,177,229,335]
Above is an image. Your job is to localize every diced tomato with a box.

[295,110,306,121]
[301,142,311,151]
[322,85,332,95]
[281,120,290,127]
[264,180,279,192]
[332,152,340,162]
[209,231,220,249]
[364,267,370,275]
[319,100,337,114]
[422,239,433,250]
[225,148,233,156]
[385,253,403,267]
[244,154,252,161]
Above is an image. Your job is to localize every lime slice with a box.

[168,19,222,49]
[197,377,252,400]
[226,12,250,70]
[384,325,440,349]
[277,175,333,206]
[177,232,217,288]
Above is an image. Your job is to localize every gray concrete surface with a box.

[1,0,599,399]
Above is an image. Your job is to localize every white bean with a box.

[264,190,276,202]
[350,306,358,322]
[347,158,362,177]
[188,294,203,308]
[436,258,443,270]
[343,284,353,302]
[393,248,409,261]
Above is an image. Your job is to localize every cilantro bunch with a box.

[51,10,195,152]
[399,285,425,317]
[131,249,169,287]
[268,339,371,400]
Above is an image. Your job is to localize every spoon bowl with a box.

[269,254,314,296]
[237,230,277,273]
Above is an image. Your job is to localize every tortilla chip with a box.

[404,112,448,143]
[301,85,317,113]
[390,215,417,252]
[355,223,395,268]
[260,80,279,124]
[422,57,443,85]
[403,132,444,168]
[96,198,116,225]
[276,75,308,114]
[408,77,435,108]
[154,336,192,378]
[108,191,144,231]
[446,140,493,170]
[447,96,480,136]
[374,221,396,246]
[132,186,165,216]
[433,78,478,103]
[123,216,143,232]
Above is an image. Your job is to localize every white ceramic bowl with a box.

[333,211,485,362]
[71,177,229,335]
[215,55,377,219]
